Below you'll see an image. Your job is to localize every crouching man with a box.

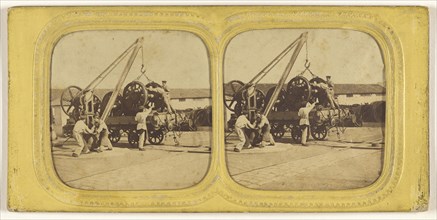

[72,115,95,157]
[93,115,113,151]
[255,110,275,147]
[233,111,256,152]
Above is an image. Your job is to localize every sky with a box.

[224,29,385,85]
[51,29,385,91]
[51,30,210,89]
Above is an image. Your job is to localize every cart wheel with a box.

[310,124,328,140]
[148,129,165,145]
[291,126,302,143]
[270,123,285,140]
[224,80,245,112]
[60,86,83,117]
[127,129,140,147]
[108,127,121,143]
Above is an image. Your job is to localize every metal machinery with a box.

[60,37,187,146]
[224,32,349,143]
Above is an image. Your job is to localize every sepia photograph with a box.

[50,31,212,190]
[224,29,386,190]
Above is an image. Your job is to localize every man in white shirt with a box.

[93,115,113,152]
[234,111,256,152]
[135,103,154,151]
[72,115,95,157]
[298,101,318,146]
[255,110,275,147]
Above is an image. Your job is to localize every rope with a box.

[135,46,153,82]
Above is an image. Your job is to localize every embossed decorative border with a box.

[31,8,220,209]
[7,6,429,212]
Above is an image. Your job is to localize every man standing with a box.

[93,115,113,151]
[255,110,275,147]
[298,101,317,146]
[72,115,95,157]
[146,82,173,113]
[311,80,339,109]
[233,111,256,152]
[325,75,339,109]
[135,103,154,151]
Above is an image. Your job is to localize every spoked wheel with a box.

[122,81,148,116]
[242,88,265,112]
[127,129,147,147]
[264,86,287,112]
[224,80,245,112]
[291,126,302,143]
[287,76,312,107]
[148,129,165,145]
[60,86,83,120]
[310,124,328,140]
[108,127,122,143]
[101,92,124,116]
[270,123,286,140]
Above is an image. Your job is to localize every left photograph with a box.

[50,31,212,190]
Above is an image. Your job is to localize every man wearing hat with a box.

[310,76,339,109]
[93,114,113,152]
[161,80,173,113]
[72,115,95,157]
[145,81,173,113]
[233,110,256,152]
[325,75,339,109]
[135,103,154,151]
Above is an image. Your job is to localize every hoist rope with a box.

[298,41,317,78]
[135,46,153,82]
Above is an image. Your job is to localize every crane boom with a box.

[101,37,144,121]
[263,32,308,117]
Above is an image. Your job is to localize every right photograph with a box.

[223,29,386,191]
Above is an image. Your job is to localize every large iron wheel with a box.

[108,127,122,143]
[122,81,148,116]
[60,85,82,117]
[310,124,328,140]
[264,86,287,112]
[224,80,245,112]
[101,92,123,116]
[287,76,312,106]
[148,129,165,145]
